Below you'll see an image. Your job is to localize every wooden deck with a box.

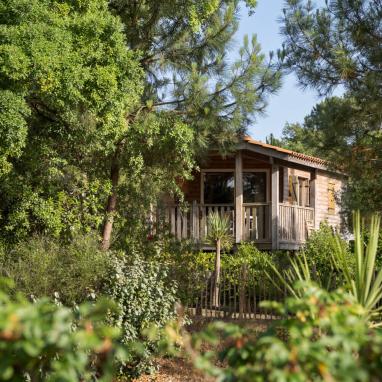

[159,202,314,250]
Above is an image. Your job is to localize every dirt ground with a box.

[134,318,272,382]
[134,357,213,382]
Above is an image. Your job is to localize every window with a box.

[328,181,335,214]
[203,172,234,204]
[289,175,310,207]
[243,172,267,203]
[299,178,310,207]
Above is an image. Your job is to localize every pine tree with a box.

[281,0,382,214]
[100,0,283,248]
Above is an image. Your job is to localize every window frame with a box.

[242,169,270,205]
[289,175,311,207]
[200,168,270,205]
[201,169,235,205]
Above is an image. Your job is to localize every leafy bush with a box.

[303,221,352,287]
[105,254,178,377]
[185,283,382,382]
[0,281,128,381]
[0,234,110,305]
[163,244,285,307]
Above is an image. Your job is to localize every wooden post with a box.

[191,200,200,241]
[311,169,318,229]
[271,165,279,250]
[239,264,247,319]
[235,151,243,243]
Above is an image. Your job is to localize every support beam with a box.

[271,165,279,250]
[235,151,243,243]
[311,169,318,229]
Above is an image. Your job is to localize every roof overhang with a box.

[238,142,329,171]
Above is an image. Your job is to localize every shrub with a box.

[105,254,178,377]
[184,283,382,382]
[0,234,110,305]
[0,281,128,381]
[303,221,352,287]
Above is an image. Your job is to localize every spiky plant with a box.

[333,211,382,325]
[268,211,382,326]
[206,212,233,308]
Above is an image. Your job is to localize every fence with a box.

[183,264,288,320]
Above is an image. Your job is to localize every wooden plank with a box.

[176,207,182,239]
[182,210,187,239]
[171,207,175,235]
[235,151,243,243]
[271,165,280,249]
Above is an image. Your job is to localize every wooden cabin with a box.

[163,136,345,250]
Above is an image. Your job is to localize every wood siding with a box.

[314,171,344,229]
[174,149,345,247]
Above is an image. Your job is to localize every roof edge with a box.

[243,135,327,166]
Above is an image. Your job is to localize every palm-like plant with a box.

[206,212,233,308]
[269,211,382,326]
[333,211,382,325]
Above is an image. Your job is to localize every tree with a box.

[0,0,282,248]
[280,0,382,213]
[266,123,321,156]
[281,0,382,109]
[207,212,233,308]
[99,0,283,249]
[274,96,382,213]
[0,0,143,242]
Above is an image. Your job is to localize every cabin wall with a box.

[315,171,344,229]
[182,151,271,204]
[179,151,345,241]
[282,167,312,203]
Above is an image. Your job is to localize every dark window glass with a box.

[243,172,267,203]
[204,172,234,204]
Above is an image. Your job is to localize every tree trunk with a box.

[212,239,221,308]
[101,154,120,250]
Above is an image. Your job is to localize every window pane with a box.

[204,173,234,204]
[243,172,267,203]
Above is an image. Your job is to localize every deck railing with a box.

[242,203,271,242]
[279,203,314,243]
[159,202,314,247]
[162,203,235,242]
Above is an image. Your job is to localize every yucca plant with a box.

[333,211,382,325]
[268,211,382,326]
[206,212,233,308]
[267,251,315,299]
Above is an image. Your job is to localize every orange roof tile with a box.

[243,136,327,166]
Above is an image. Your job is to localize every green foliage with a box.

[187,283,382,382]
[112,0,281,143]
[105,254,178,377]
[270,211,382,326]
[101,0,282,247]
[333,211,382,325]
[162,244,281,307]
[206,212,233,250]
[282,97,382,214]
[281,0,382,213]
[281,0,381,104]
[0,286,128,381]
[0,0,143,242]
[0,235,110,305]
[303,221,352,287]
